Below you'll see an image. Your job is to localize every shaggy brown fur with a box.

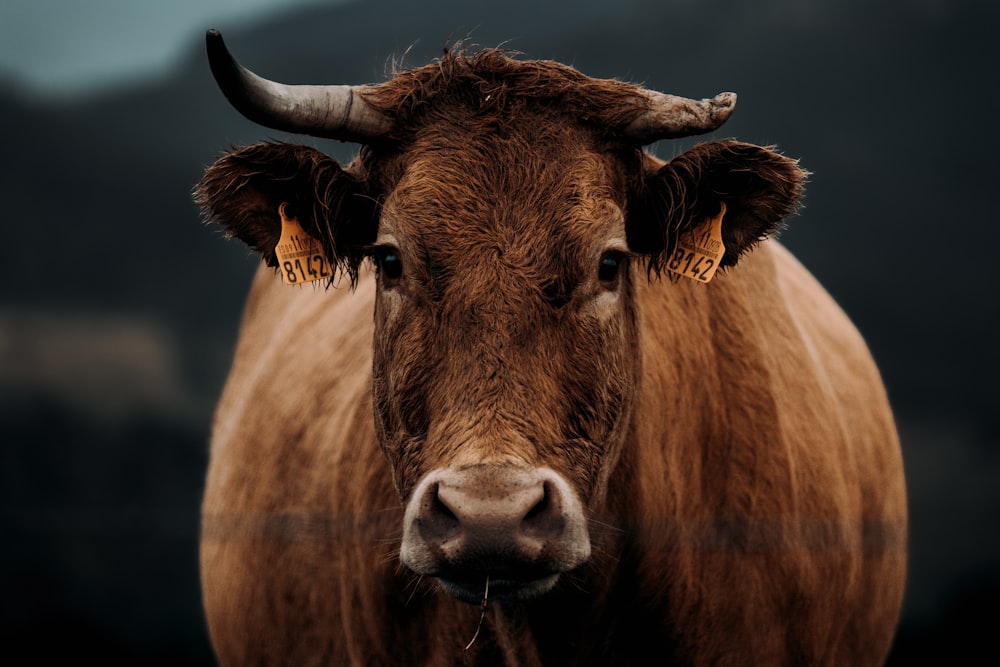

[195,48,905,666]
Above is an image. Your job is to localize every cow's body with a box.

[197,31,906,666]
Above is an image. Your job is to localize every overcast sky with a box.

[0,0,341,96]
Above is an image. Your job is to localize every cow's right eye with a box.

[598,252,626,288]
[376,248,403,284]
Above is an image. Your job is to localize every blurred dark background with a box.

[1,0,996,663]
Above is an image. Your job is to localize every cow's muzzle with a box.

[400,464,591,603]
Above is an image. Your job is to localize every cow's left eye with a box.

[598,253,624,286]
[375,247,403,285]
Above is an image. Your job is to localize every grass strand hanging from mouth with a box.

[463,576,490,652]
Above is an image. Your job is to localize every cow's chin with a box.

[436,572,561,604]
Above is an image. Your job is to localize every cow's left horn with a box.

[205,29,392,143]
[624,91,737,144]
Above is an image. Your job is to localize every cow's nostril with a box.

[429,485,458,521]
[523,485,551,522]
[524,495,547,521]
[520,481,570,544]
[415,482,463,546]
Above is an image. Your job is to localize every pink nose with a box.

[400,465,590,603]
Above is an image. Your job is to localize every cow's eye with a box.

[598,252,625,286]
[376,247,403,284]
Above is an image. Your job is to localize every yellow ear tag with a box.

[665,202,726,283]
[274,202,333,285]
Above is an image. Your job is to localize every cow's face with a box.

[370,118,638,502]
[364,117,642,600]
[196,45,806,604]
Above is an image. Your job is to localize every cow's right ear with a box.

[627,140,807,276]
[194,142,377,283]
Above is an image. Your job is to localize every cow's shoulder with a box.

[211,266,376,467]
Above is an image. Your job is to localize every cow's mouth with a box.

[436,571,561,604]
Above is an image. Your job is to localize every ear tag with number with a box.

[274,203,333,285]
[665,202,726,283]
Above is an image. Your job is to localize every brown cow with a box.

[195,29,906,666]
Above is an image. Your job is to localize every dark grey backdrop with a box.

[2,0,995,663]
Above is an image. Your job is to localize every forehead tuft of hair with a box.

[362,46,651,143]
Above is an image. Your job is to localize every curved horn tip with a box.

[205,29,236,75]
[205,29,236,83]
[201,27,391,143]
[205,29,226,56]
[706,92,738,127]
[624,89,740,144]
[714,92,737,110]
[203,27,264,127]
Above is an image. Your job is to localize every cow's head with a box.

[196,31,805,603]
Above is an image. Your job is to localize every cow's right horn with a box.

[205,29,392,143]
[623,91,737,144]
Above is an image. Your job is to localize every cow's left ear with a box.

[627,140,807,272]
[195,142,378,284]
